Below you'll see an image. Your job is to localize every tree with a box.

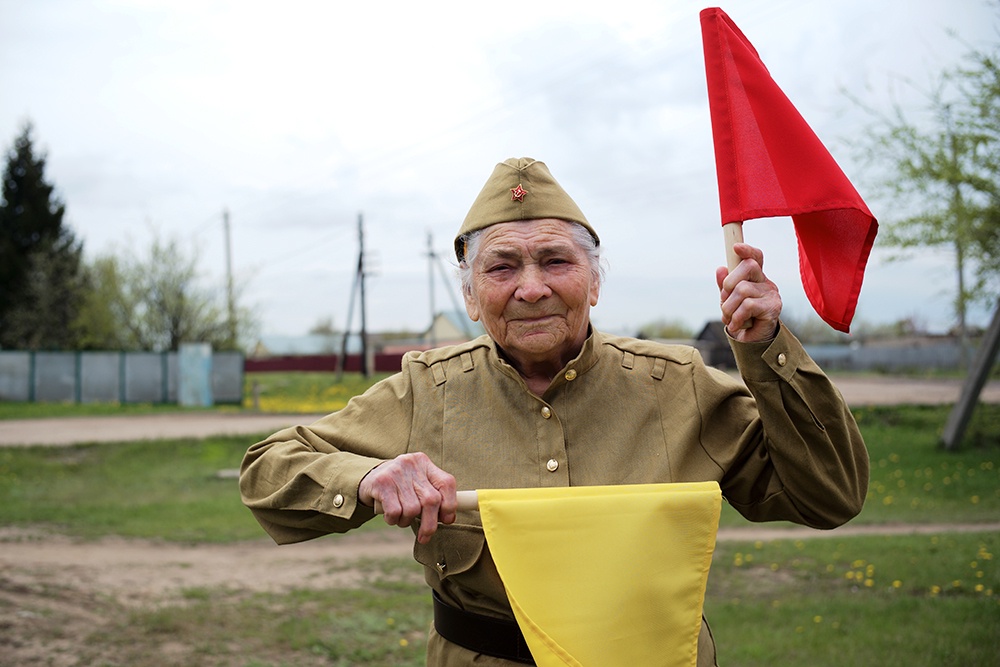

[851,38,1000,347]
[636,318,694,340]
[75,230,256,352]
[0,123,85,349]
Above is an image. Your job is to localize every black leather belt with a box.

[433,591,535,664]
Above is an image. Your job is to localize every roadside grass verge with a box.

[705,529,998,666]
[243,371,390,413]
[0,405,998,540]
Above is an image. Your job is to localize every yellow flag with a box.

[478,482,722,667]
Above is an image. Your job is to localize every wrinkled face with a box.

[463,219,600,370]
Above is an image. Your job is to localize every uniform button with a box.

[777,353,787,367]
[333,493,345,508]
[564,369,577,381]
[546,459,559,472]
[540,406,552,419]
[436,561,447,573]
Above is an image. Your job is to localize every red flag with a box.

[700,7,877,333]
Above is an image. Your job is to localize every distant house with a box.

[424,311,484,346]
[380,311,485,355]
[695,321,736,369]
[250,333,363,359]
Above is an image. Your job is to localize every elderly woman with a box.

[240,157,868,666]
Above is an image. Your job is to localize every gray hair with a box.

[457,221,606,296]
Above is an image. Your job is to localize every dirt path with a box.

[4,521,998,603]
[1,376,998,447]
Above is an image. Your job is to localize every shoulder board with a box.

[405,335,493,368]
[598,332,697,366]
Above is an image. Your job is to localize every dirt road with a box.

[1,375,998,447]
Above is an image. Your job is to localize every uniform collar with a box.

[488,325,602,392]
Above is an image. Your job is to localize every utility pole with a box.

[358,213,369,378]
[427,231,437,347]
[336,213,370,379]
[223,208,237,348]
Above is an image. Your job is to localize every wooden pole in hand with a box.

[723,221,744,272]
[723,222,752,330]
[374,490,479,515]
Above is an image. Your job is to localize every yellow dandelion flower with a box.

[892,580,902,589]
[399,638,409,648]
[865,579,875,587]
[813,615,823,624]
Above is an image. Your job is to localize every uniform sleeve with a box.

[239,366,416,544]
[697,324,869,529]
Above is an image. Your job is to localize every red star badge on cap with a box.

[510,184,527,202]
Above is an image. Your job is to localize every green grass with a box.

[706,531,999,666]
[1,405,998,541]
[0,435,264,541]
[716,404,1000,527]
[243,371,390,413]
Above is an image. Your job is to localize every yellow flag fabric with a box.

[478,482,722,667]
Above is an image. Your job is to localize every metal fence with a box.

[0,350,244,405]
[804,341,970,373]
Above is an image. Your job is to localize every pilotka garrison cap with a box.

[454,157,599,261]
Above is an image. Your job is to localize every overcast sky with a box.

[2,0,997,339]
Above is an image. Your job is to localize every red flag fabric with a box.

[700,7,877,333]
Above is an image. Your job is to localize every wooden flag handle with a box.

[374,490,479,515]
[723,221,744,271]
[723,222,752,330]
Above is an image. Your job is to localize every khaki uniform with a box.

[240,326,868,666]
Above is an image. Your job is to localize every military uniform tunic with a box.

[240,326,868,666]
